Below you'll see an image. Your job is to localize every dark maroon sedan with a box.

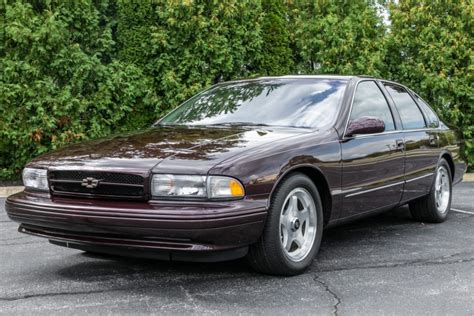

[6,76,466,275]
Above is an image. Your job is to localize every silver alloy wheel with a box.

[434,166,450,214]
[279,187,317,262]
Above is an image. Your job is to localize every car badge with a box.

[81,177,99,189]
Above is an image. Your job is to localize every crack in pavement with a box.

[0,236,30,241]
[179,285,208,313]
[314,275,341,316]
[0,274,247,302]
[1,241,44,246]
[314,252,474,273]
[0,288,126,302]
[1,254,472,302]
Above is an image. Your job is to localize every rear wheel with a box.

[247,173,323,275]
[410,159,452,223]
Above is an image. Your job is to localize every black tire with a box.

[247,172,324,275]
[409,158,452,223]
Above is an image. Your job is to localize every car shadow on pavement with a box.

[54,206,421,282]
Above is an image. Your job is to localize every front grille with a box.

[49,170,146,200]
[51,171,144,185]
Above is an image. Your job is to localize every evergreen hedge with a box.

[1,0,472,179]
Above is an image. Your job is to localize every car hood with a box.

[29,125,311,173]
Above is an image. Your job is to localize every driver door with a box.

[340,80,405,218]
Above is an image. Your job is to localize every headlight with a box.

[151,174,245,199]
[151,174,207,198]
[208,176,245,198]
[22,168,49,191]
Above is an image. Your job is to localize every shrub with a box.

[1,0,472,179]
[136,0,263,113]
[257,0,294,75]
[0,1,153,179]
[386,0,473,167]
[289,0,387,76]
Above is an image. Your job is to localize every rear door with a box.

[382,83,440,203]
[341,80,405,217]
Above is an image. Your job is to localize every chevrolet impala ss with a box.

[6,76,466,275]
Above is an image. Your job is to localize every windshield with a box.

[158,79,347,129]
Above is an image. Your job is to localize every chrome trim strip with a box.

[331,187,361,196]
[337,173,434,198]
[348,128,440,140]
[405,172,434,183]
[344,181,405,198]
[351,130,402,139]
[403,128,440,133]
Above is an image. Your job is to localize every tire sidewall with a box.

[266,173,324,273]
[429,159,453,221]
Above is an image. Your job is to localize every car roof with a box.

[223,75,376,84]
[254,75,356,80]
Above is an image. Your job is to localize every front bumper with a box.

[5,191,267,261]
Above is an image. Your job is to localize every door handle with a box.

[396,139,405,151]
[429,134,438,145]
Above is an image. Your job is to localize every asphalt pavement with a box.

[1,183,473,315]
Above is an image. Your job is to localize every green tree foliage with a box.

[257,0,294,75]
[0,0,472,179]
[290,0,387,76]
[0,1,153,178]
[115,1,154,67]
[386,0,473,167]
[117,0,263,115]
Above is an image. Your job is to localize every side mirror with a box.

[346,116,385,137]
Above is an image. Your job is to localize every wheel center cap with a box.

[291,218,300,231]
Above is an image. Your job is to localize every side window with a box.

[384,84,426,129]
[414,95,439,128]
[350,81,395,131]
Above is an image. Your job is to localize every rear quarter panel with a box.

[438,124,467,184]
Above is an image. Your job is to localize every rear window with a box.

[414,95,439,128]
[383,84,426,129]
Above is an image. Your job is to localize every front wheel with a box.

[247,173,323,275]
[410,159,452,223]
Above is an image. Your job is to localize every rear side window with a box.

[414,95,439,128]
[384,84,426,129]
[350,81,395,131]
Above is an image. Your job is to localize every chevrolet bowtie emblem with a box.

[81,177,99,189]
